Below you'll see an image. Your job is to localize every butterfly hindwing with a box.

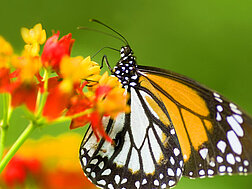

[79,78,184,189]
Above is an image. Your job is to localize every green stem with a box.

[0,122,36,173]
[0,93,12,161]
[0,126,7,161]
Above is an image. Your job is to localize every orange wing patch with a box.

[146,74,210,117]
[204,119,213,133]
[157,92,191,162]
[181,109,208,151]
[145,96,170,126]
[143,73,214,162]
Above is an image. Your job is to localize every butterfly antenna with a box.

[77,26,126,44]
[90,19,129,45]
[91,46,120,59]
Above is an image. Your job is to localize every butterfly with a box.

[79,20,252,189]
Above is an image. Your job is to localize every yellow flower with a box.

[89,71,120,91]
[0,36,13,68]
[93,71,130,118]
[21,23,46,45]
[60,55,100,81]
[21,23,46,56]
[11,54,41,82]
[97,86,130,118]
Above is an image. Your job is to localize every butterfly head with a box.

[120,45,133,58]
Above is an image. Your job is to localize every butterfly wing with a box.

[137,65,252,178]
[79,76,184,189]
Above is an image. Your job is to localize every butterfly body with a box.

[80,43,252,189]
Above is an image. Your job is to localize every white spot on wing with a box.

[227,116,244,137]
[101,169,111,176]
[97,180,106,186]
[227,130,242,155]
[114,175,120,184]
[216,112,222,121]
[142,179,147,185]
[217,156,223,163]
[154,179,159,186]
[135,181,140,188]
[226,153,235,165]
[98,161,104,169]
[219,165,226,172]
[217,105,223,112]
[82,157,87,166]
[170,156,175,165]
[174,148,180,156]
[233,114,243,124]
[217,140,227,153]
[167,168,175,176]
[199,148,208,160]
[168,180,175,187]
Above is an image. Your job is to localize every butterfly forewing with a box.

[137,65,252,178]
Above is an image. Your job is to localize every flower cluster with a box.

[0,133,97,189]
[0,23,129,143]
[0,23,129,177]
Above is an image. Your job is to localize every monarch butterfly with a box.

[79,20,252,189]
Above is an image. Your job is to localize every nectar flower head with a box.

[93,71,130,118]
[60,56,100,83]
[41,32,74,72]
[0,36,13,68]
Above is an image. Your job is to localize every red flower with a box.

[67,95,93,129]
[42,79,73,120]
[10,82,38,112]
[0,67,11,93]
[41,32,75,72]
[2,156,42,188]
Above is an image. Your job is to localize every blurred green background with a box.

[1,0,252,188]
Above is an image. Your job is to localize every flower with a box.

[60,56,100,84]
[10,81,38,112]
[42,78,73,120]
[41,32,74,72]
[11,55,41,83]
[21,23,46,56]
[42,55,101,121]
[68,72,129,143]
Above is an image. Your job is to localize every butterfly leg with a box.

[101,55,113,72]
